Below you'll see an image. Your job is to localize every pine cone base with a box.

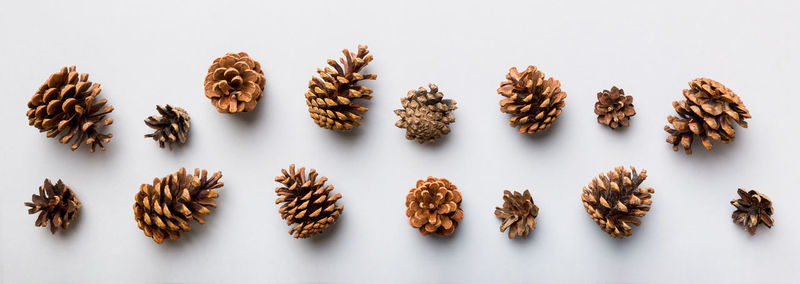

[405,177,464,237]
[731,188,774,235]
[594,86,635,129]
[394,84,457,143]
[204,52,266,114]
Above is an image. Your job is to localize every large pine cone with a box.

[27,66,114,152]
[496,66,567,134]
[25,179,81,234]
[275,164,343,238]
[581,166,654,238]
[405,177,464,237]
[306,45,377,131]
[144,105,191,150]
[394,84,457,143]
[595,86,635,129]
[731,188,774,235]
[204,52,266,114]
[495,190,538,239]
[665,78,751,154]
[133,168,223,244]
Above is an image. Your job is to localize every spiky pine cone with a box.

[496,66,567,134]
[394,84,457,143]
[275,164,344,238]
[581,166,654,238]
[495,190,538,239]
[25,179,81,234]
[203,52,266,114]
[731,188,774,235]
[405,177,464,237]
[133,168,223,244]
[595,86,635,129]
[144,105,191,150]
[306,45,377,131]
[665,78,751,154]
[26,66,114,152]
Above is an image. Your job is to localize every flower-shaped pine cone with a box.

[204,52,266,114]
[581,166,654,238]
[144,104,190,150]
[594,86,635,129]
[25,179,81,234]
[394,83,457,143]
[731,188,774,235]
[496,66,566,134]
[495,190,538,239]
[405,177,464,237]
[275,164,344,238]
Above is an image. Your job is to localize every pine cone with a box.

[306,45,377,131]
[25,179,81,234]
[731,188,774,235]
[495,190,538,239]
[496,66,567,134]
[594,86,635,129]
[203,52,266,114]
[665,78,751,154]
[405,177,464,237]
[133,168,223,244]
[26,66,114,152]
[275,164,343,238]
[144,105,191,150]
[394,84,457,143]
[581,166,654,238]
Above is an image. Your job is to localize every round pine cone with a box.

[394,84,457,143]
[27,66,114,152]
[203,52,266,114]
[731,188,774,235]
[275,164,343,238]
[144,105,190,150]
[495,189,538,239]
[133,168,223,244]
[496,66,567,134]
[405,177,464,237]
[581,166,654,238]
[665,78,751,154]
[594,86,635,129]
[25,179,81,234]
[306,45,377,131]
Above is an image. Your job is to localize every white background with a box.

[1,0,798,283]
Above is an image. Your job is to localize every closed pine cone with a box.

[394,84,457,143]
[581,166,654,238]
[495,190,538,239]
[405,177,464,237]
[204,52,266,114]
[25,179,81,234]
[731,188,774,235]
[144,105,190,150]
[595,86,635,129]
[496,66,567,134]
[275,164,343,238]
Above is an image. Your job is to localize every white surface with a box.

[1,0,798,283]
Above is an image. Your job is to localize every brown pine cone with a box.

[26,66,114,152]
[731,188,774,235]
[665,78,751,154]
[405,177,464,237]
[594,86,635,129]
[495,190,538,239]
[496,66,567,134]
[275,164,343,238]
[144,105,191,150]
[203,52,266,114]
[306,45,377,131]
[394,84,457,143]
[133,168,223,244]
[581,166,654,238]
[25,179,81,234]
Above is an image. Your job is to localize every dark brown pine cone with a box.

[394,84,457,143]
[496,65,567,134]
[25,179,81,234]
[405,177,464,237]
[144,105,191,150]
[581,166,654,238]
[204,52,266,114]
[275,164,344,238]
[495,190,538,239]
[594,86,635,129]
[731,188,774,235]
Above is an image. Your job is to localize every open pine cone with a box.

[204,52,266,114]
[394,84,457,143]
[144,105,190,150]
[495,190,538,239]
[275,164,343,238]
[405,177,464,237]
[731,188,774,235]
[306,45,377,131]
[25,179,81,234]
[496,66,567,134]
[595,86,635,129]
[27,66,114,152]
[581,166,654,238]
[133,168,223,244]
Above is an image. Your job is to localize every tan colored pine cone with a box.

[581,166,654,238]
[731,188,774,235]
[405,177,464,237]
[496,66,567,134]
[133,168,223,244]
[204,52,266,114]
[144,105,190,150]
[26,66,114,152]
[394,84,457,143]
[495,190,538,239]
[306,45,377,131]
[594,86,635,129]
[275,164,343,238]
[665,78,751,154]
[24,179,81,234]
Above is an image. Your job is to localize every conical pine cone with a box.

[731,188,774,235]
[133,168,223,244]
[405,177,464,237]
[496,66,567,134]
[581,166,654,238]
[25,179,81,234]
[665,78,751,154]
[495,190,538,239]
[394,84,457,143]
[275,164,343,238]
[203,52,266,114]
[594,86,635,129]
[306,45,377,131]
[144,105,190,150]
[26,66,114,152]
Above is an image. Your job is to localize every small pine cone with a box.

[144,105,191,150]
[495,190,538,239]
[496,66,567,134]
[581,166,654,238]
[306,45,377,131]
[203,52,266,114]
[24,179,81,234]
[731,188,774,235]
[394,84,457,143]
[26,66,114,152]
[665,78,751,154]
[133,168,223,244]
[405,177,464,237]
[275,164,344,238]
[594,86,635,129]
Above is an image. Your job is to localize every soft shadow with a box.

[159,193,226,250]
[307,212,346,247]
[53,213,82,240]
[521,115,566,142]
[228,102,267,125]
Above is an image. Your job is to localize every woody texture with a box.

[405,177,464,237]
[394,84,457,143]
[731,188,774,235]
[594,86,635,129]
[275,164,344,238]
[25,179,81,234]
[496,65,567,134]
[204,52,266,114]
[581,166,654,238]
[495,190,539,239]
[144,104,191,150]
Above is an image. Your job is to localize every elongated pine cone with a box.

[496,66,566,134]
[394,84,457,143]
[275,164,343,238]
[665,78,751,154]
[203,52,266,114]
[581,166,654,238]
[144,105,190,150]
[405,177,464,237]
[25,179,81,234]
[306,45,377,131]
[133,168,223,244]
[27,66,114,152]
[731,188,774,235]
[595,86,635,129]
[495,190,538,239]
